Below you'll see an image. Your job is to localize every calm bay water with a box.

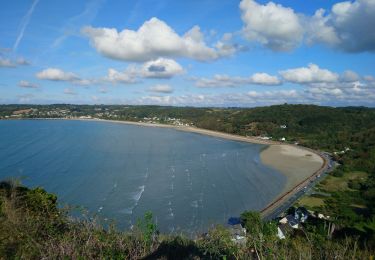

[0,120,286,235]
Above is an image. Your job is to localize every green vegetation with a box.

[296,196,325,209]
[1,103,375,257]
[0,181,373,259]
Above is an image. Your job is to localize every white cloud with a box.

[36,68,79,81]
[321,0,375,52]
[18,80,39,89]
[239,0,303,51]
[193,72,281,88]
[103,58,184,83]
[280,63,339,84]
[303,0,375,52]
[340,70,360,82]
[137,90,301,106]
[307,87,343,96]
[36,68,91,85]
[141,58,184,78]
[0,57,30,68]
[135,83,375,107]
[239,0,375,53]
[82,17,238,62]
[35,59,184,87]
[105,68,137,84]
[148,84,174,94]
[0,58,15,68]
[250,73,281,85]
[215,33,248,57]
[305,9,340,46]
[194,74,248,88]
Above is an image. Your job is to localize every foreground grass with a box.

[0,180,373,259]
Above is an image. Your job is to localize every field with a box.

[296,171,368,210]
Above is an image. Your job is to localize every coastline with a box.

[6,117,327,217]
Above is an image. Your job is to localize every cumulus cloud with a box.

[137,90,301,107]
[37,68,79,81]
[280,63,339,84]
[214,33,248,57]
[18,80,39,89]
[305,9,340,46]
[193,72,281,88]
[141,58,184,78]
[239,0,375,53]
[82,17,239,62]
[36,68,91,85]
[250,73,281,85]
[105,68,137,84]
[309,0,375,52]
[307,87,344,97]
[148,84,174,94]
[136,83,375,107]
[35,59,184,87]
[239,0,303,51]
[103,58,184,83]
[340,70,360,82]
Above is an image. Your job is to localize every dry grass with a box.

[297,196,325,209]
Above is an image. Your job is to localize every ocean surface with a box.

[0,120,286,235]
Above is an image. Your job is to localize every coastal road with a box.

[261,151,334,221]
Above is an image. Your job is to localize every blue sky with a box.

[0,0,374,107]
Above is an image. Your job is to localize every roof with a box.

[286,215,300,227]
[296,207,309,216]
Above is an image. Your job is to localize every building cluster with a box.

[333,147,350,155]
[140,116,193,126]
[227,206,332,243]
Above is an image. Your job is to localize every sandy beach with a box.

[260,145,324,194]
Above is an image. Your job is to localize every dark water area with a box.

[0,120,286,235]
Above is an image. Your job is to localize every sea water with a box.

[0,120,286,235]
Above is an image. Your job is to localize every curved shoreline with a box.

[4,117,327,217]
